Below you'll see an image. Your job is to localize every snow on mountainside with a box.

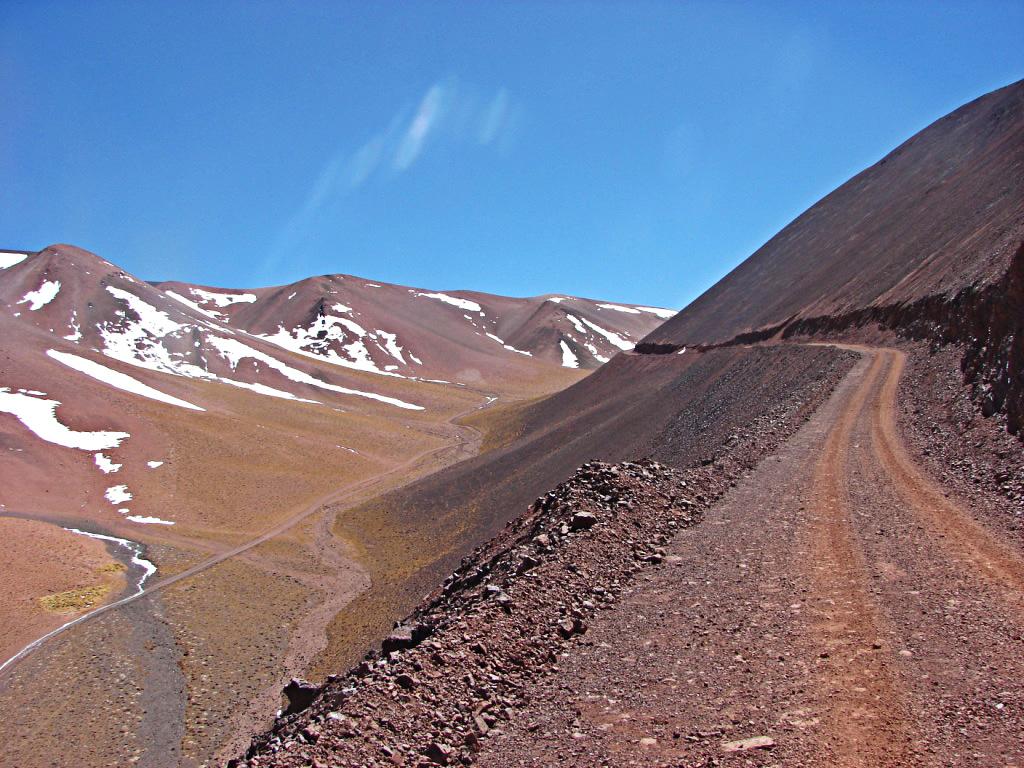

[0,243,673,536]
[155,273,671,378]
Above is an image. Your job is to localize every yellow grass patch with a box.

[38,585,109,613]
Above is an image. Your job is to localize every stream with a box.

[0,526,157,673]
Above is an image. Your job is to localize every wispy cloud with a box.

[394,83,448,170]
[478,88,510,145]
[264,78,520,277]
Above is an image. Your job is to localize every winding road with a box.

[477,345,1024,766]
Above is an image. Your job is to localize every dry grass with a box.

[458,396,539,453]
[38,584,110,613]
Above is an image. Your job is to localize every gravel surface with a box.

[469,346,1024,767]
[240,344,1024,767]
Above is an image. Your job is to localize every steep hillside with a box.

[645,79,1024,349]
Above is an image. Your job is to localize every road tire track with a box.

[805,349,916,766]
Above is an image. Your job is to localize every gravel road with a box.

[476,346,1024,766]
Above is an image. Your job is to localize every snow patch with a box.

[485,332,533,356]
[106,286,185,337]
[560,340,580,368]
[94,453,122,474]
[146,460,164,468]
[63,311,82,341]
[375,331,406,364]
[0,387,129,450]
[125,515,175,526]
[597,303,640,314]
[98,289,347,406]
[258,311,406,378]
[0,251,29,269]
[217,377,320,404]
[579,317,634,351]
[208,336,423,410]
[47,350,206,412]
[18,280,61,310]
[189,288,257,307]
[104,485,132,505]
[166,290,225,320]
[565,314,588,335]
[635,306,676,319]
[415,292,482,312]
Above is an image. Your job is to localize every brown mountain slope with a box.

[155,272,670,381]
[645,78,1024,349]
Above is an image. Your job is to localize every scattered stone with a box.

[557,617,586,639]
[394,673,418,691]
[570,511,599,530]
[423,741,454,764]
[721,735,775,753]
[282,678,320,716]
[518,554,541,573]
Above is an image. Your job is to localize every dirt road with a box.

[478,346,1024,766]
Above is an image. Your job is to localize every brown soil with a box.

[467,346,1024,766]
[0,517,127,662]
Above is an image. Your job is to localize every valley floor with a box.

[0,392,498,767]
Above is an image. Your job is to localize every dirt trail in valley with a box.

[0,393,497,768]
[476,345,1024,766]
[214,400,494,762]
[0,394,493,680]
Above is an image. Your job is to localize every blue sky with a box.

[1,2,1021,309]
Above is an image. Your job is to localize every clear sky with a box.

[2,2,1021,308]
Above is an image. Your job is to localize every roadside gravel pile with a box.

[238,459,713,767]
[897,340,1024,530]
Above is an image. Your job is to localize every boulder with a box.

[570,511,598,530]
[282,678,320,716]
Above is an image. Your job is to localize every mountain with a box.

[0,243,674,764]
[644,79,1024,349]
[153,273,671,382]
[5,80,1024,768]
[0,239,671,540]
